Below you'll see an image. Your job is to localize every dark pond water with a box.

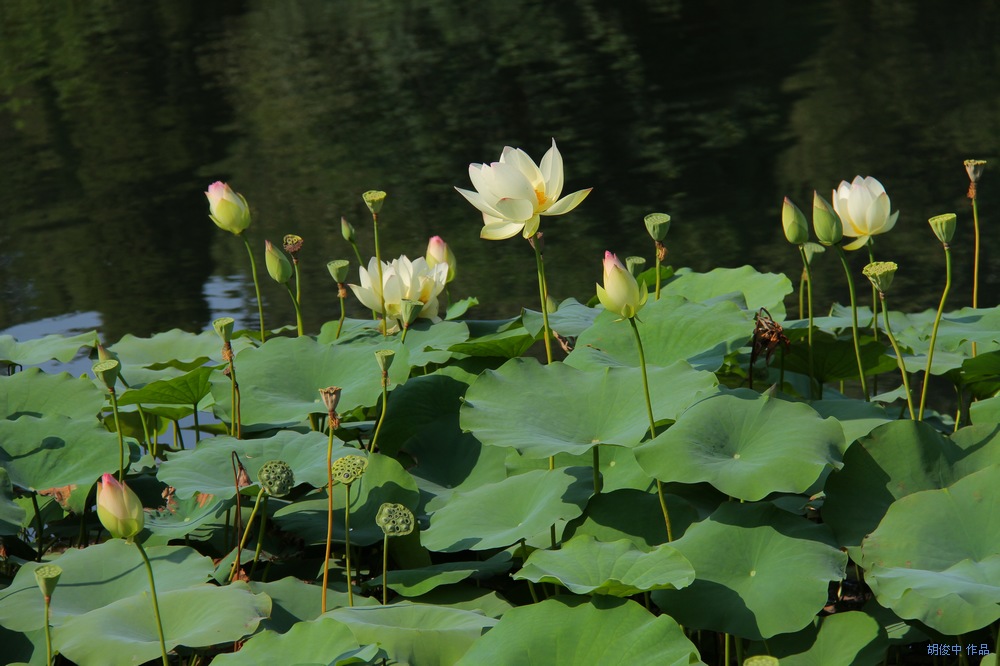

[2,0,999,344]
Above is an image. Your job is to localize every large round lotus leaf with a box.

[0,415,120,492]
[329,602,497,665]
[749,611,887,665]
[566,296,752,372]
[860,466,1000,634]
[318,318,470,367]
[652,502,846,640]
[158,431,344,499]
[456,596,701,666]
[520,298,601,338]
[514,535,694,596]
[447,317,535,358]
[563,488,698,549]
[896,305,1000,354]
[249,577,377,634]
[460,358,717,459]
[823,420,1000,552]
[422,467,593,552]
[0,468,25,535]
[367,552,512,597]
[143,492,231,545]
[54,581,270,666]
[274,452,420,547]
[211,616,379,666]
[0,541,214,632]
[807,398,892,453]
[405,424,508,513]
[0,331,96,366]
[781,331,896,383]
[116,366,215,407]
[375,372,468,457]
[0,369,106,421]
[209,336,409,430]
[108,329,254,371]
[662,265,793,316]
[634,389,842,501]
[970,393,1000,425]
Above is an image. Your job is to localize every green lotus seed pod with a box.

[363,190,387,214]
[257,460,295,497]
[327,259,351,284]
[34,564,62,599]
[644,212,671,241]
[862,261,898,295]
[92,359,121,392]
[928,213,956,244]
[376,502,414,537]
[400,300,423,327]
[375,349,395,373]
[743,657,780,666]
[213,317,235,343]
[331,455,368,485]
[625,256,646,278]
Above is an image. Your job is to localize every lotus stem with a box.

[520,539,539,603]
[230,488,265,582]
[344,483,354,607]
[241,235,266,343]
[836,247,869,400]
[135,541,169,666]
[919,244,951,420]
[43,594,53,666]
[797,245,815,399]
[654,254,662,300]
[248,495,268,579]
[971,194,981,358]
[382,532,389,605]
[109,389,126,481]
[877,293,916,420]
[192,404,200,444]
[370,374,389,453]
[293,261,301,305]
[866,242,880,395]
[531,236,554,365]
[336,291,346,340]
[371,212,387,336]
[322,428,335,613]
[285,283,304,337]
[31,494,44,562]
[592,447,601,494]
[629,317,673,541]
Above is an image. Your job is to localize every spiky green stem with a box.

[135,541,169,666]
[285,283,304,336]
[322,428,335,613]
[836,247,868,399]
[241,235,266,343]
[919,245,951,420]
[878,293,916,420]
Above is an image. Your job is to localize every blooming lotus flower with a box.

[832,176,899,251]
[596,251,647,318]
[205,181,252,235]
[456,139,592,240]
[350,255,448,326]
[96,473,145,540]
[426,236,456,282]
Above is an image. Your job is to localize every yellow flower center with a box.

[534,188,546,207]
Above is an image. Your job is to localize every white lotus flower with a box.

[832,176,899,251]
[455,139,592,240]
[350,255,448,325]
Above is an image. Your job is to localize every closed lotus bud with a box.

[257,460,294,497]
[363,190,387,215]
[206,182,252,235]
[596,251,647,319]
[782,197,809,245]
[426,236,456,282]
[34,564,63,600]
[862,261,898,295]
[812,192,843,246]
[375,349,395,373]
[928,213,956,244]
[264,240,293,284]
[92,359,121,392]
[96,473,145,540]
[331,454,368,485]
[213,317,235,343]
[644,212,671,242]
[327,259,350,284]
[341,217,356,243]
[625,256,646,278]
[376,502,415,537]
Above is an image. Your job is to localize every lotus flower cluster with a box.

[350,255,448,326]
[456,139,591,240]
[832,176,899,250]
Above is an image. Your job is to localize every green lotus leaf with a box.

[567,295,752,372]
[0,331,97,367]
[634,389,842,500]
[367,552,512,597]
[373,372,468,457]
[449,317,535,358]
[116,366,215,407]
[750,611,887,665]
[0,468,24,535]
[0,369,106,421]
[521,297,601,338]
[652,502,846,640]
[860,466,1000,634]
[445,296,480,320]
[514,535,694,596]
[807,398,892,453]
[562,488,699,549]
[0,415,120,493]
[211,616,382,666]
[158,431,341,499]
[318,318,470,367]
[896,305,1000,354]
[249,577,376,635]
[0,541,214,632]
[662,265,793,317]
[823,420,1000,552]
[781,331,897,382]
[209,336,409,430]
[0,625,44,665]
[54,582,270,666]
[422,467,592,552]
[274,452,420,547]
[406,586,513,619]
[109,328,253,371]
[329,602,497,666]
[970,393,1000,425]
[461,358,717,458]
[456,596,702,666]
[143,492,231,546]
